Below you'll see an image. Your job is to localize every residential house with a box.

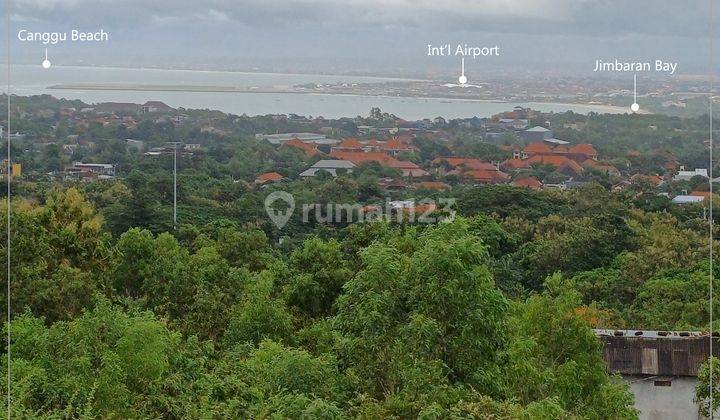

[525,155,584,177]
[673,168,709,182]
[459,169,510,184]
[255,172,285,185]
[330,150,394,165]
[382,138,414,156]
[630,174,664,187]
[520,126,553,142]
[64,162,115,180]
[283,138,319,157]
[431,157,498,174]
[0,160,21,178]
[141,101,173,114]
[330,150,427,178]
[299,160,356,178]
[502,140,603,177]
[256,132,328,145]
[512,177,542,189]
[671,195,705,204]
[331,138,364,153]
[387,160,428,178]
[431,157,507,184]
[95,102,141,114]
[596,329,720,419]
[583,159,621,176]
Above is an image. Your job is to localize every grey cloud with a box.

[8,0,714,38]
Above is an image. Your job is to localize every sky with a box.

[1,0,718,77]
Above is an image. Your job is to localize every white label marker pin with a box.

[631,73,639,112]
[42,48,51,69]
[458,58,467,85]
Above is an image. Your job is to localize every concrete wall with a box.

[625,375,700,420]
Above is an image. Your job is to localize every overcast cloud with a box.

[1,0,717,76]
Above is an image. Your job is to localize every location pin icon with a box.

[264,191,295,229]
[42,48,51,69]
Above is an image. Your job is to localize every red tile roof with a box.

[255,172,284,183]
[284,138,318,156]
[523,142,553,155]
[336,138,363,149]
[512,177,542,189]
[689,191,712,199]
[569,143,598,156]
[387,160,420,169]
[331,150,395,165]
[500,158,528,170]
[583,159,619,175]
[431,157,496,171]
[463,169,509,183]
[383,138,413,151]
[527,155,584,174]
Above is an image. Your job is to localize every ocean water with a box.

[1,64,627,120]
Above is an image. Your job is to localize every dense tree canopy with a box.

[3,185,692,417]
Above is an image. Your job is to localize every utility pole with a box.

[167,141,183,229]
[173,144,177,228]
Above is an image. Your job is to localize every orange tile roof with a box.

[284,138,318,156]
[383,138,412,151]
[255,172,284,183]
[512,177,542,189]
[583,159,619,174]
[464,169,509,183]
[431,157,496,171]
[569,143,598,156]
[689,191,712,198]
[416,181,450,190]
[387,160,420,169]
[527,155,584,173]
[501,158,528,170]
[560,159,584,174]
[330,150,396,165]
[336,138,363,149]
[523,142,553,154]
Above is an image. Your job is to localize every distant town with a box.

[3,96,713,212]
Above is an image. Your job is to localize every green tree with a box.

[504,273,637,418]
[695,356,720,418]
[286,237,352,317]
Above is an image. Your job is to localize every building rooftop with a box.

[525,126,551,132]
[672,195,705,204]
[311,160,356,169]
[595,329,717,377]
[595,329,703,339]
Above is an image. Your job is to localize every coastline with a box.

[47,83,632,114]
